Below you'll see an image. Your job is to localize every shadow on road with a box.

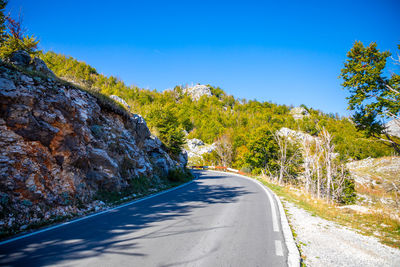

[0,171,252,266]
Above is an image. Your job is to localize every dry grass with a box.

[348,156,400,219]
[348,156,400,182]
[257,176,400,249]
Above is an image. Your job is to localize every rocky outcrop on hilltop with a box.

[183,84,212,101]
[278,127,315,142]
[290,106,309,120]
[0,53,187,232]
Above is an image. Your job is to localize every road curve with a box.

[0,170,288,267]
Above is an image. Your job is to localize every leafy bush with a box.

[240,166,252,174]
[95,176,152,203]
[167,168,193,182]
[338,178,357,204]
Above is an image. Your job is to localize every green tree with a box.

[147,106,186,157]
[340,41,400,154]
[244,126,278,174]
[0,0,6,44]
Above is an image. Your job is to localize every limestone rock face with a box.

[385,119,400,138]
[0,59,185,230]
[183,84,212,101]
[185,138,216,159]
[110,95,131,110]
[278,127,315,143]
[8,50,31,67]
[7,50,55,77]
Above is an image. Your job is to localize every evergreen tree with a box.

[0,0,6,44]
[147,106,186,157]
[0,9,39,59]
[340,41,400,153]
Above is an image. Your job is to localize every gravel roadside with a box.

[282,200,400,267]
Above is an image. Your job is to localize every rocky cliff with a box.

[0,53,187,232]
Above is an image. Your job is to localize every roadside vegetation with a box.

[0,169,193,240]
[95,168,193,204]
[258,176,400,249]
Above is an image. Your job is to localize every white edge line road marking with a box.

[207,169,300,267]
[273,186,301,267]
[0,175,197,246]
[207,170,279,232]
[275,240,284,256]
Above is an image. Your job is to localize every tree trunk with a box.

[326,159,332,202]
[316,164,320,199]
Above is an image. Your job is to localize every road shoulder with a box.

[282,199,400,267]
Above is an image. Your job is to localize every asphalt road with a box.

[0,170,288,267]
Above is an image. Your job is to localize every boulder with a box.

[8,50,31,67]
[31,57,56,77]
[6,50,56,78]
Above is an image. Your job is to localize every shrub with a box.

[167,168,193,182]
[240,166,252,174]
[0,12,39,59]
[339,178,357,204]
[0,35,38,59]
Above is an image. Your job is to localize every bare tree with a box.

[331,164,346,201]
[319,128,335,202]
[215,133,233,167]
[274,132,302,185]
[275,133,288,184]
[301,138,314,193]
[312,140,323,199]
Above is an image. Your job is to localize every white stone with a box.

[385,119,400,138]
[110,95,131,109]
[290,106,309,120]
[183,84,212,101]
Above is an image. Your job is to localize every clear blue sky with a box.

[6,0,400,115]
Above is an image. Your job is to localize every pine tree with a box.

[0,0,7,44]
[0,7,39,59]
[340,41,400,153]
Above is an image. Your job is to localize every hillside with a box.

[0,52,188,236]
[39,51,396,172]
[347,156,400,218]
